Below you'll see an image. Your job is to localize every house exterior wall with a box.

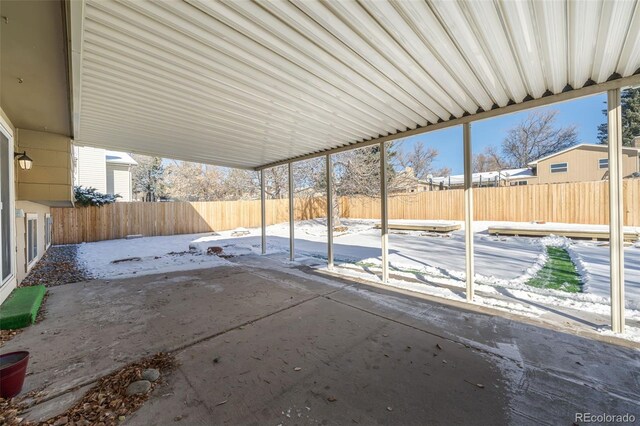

[508,176,538,186]
[0,115,75,304]
[15,200,50,282]
[75,146,107,193]
[535,146,639,184]
[0,108,16,305]
[106,163,133,201]
[15,129,74,205]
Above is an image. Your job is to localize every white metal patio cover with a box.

[69,0,640,170]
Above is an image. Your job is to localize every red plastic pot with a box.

[0,351,30,398]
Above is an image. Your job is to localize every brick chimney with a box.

[634,136,640,148]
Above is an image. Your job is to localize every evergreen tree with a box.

[74,186,120,206]
[597,87,640,146]
[131,155,167,201]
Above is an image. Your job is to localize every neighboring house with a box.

[525,141,640,185]
[74,146,137,201]
[420,141,640,192]
[431,168,535,190]
[392,166,534,192]
[390,167,433,193]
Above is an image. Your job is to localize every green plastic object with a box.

[0,286,46,330]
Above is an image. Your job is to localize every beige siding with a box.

[15,129,74,205]
[15,201,51,283]
[0,108,16,304]
[535,145,639,184]
[75,146,107,193]
[106,163,132,201]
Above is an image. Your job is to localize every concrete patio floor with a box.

[3,255,639,425]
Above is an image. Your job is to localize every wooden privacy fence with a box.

[52,197,326,245]
[344,180,640,225]
[52,180,640,244]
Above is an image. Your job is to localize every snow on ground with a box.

[77,233,233,279]
[76,218,640,341]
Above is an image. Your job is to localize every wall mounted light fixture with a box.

[14,151,33,170]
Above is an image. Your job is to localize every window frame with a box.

[550,162,568,173]
[26,213,38,269]
[45,213,52,249]
[599,158,608,169]
[0,117,15,287]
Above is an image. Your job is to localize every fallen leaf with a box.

[436,344,443,350]
[327,396,337,402]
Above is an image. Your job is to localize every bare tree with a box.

[165,161,227,201]
[261,165,289,199]
[395,143,444,179]
[499,110,578,168]
[473,147,506,172]
[221,168,259,200]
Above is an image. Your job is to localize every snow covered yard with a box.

[77,233,233,278]
[76,218,640,341]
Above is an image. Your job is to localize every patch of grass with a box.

[354,261,380,269]
[527,247,583,293]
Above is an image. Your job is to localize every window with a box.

[45,214,52,249]
[550,162,568,173]
[510,181,528,186]
[599,158,608,169]
[0,130,12,283]
[26,214,38,267]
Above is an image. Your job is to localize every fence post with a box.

[261,169,266,255]
[288,162,295,261]
[326,154,334,270]
[380,142,389,283]
[464,123,475,302]
[608,89,625,333]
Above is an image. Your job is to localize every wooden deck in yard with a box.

[374,221,461,233]
[488,224,640,242]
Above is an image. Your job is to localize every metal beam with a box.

[256,74,640,170]
[380,142,389,283]
[288,161,295,261]
[260,169,266,255]
[463,123,474,302]
[608,89,625,333]
[326,154,334,270]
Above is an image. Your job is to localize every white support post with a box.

[380,142,389,283]
[326,154,334,270]
[463,123,475,302]
[608,89,625,333]
[260,169,266,255]
[288,162,295,261]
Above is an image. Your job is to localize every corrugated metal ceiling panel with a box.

[75,0,640,169]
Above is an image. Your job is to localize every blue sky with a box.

[397,93,607,175]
